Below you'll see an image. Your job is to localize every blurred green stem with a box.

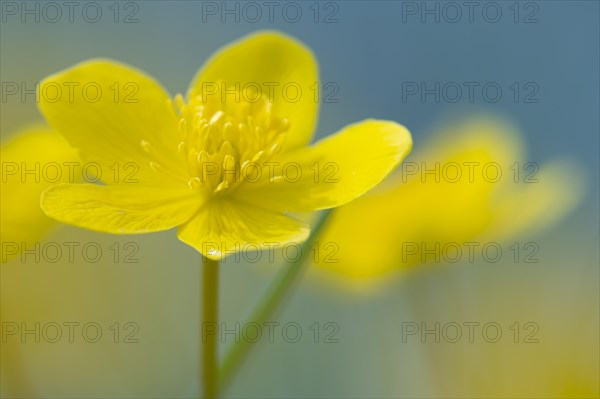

[202,256,219,398]
[219,210,333,392]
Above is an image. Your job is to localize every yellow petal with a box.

[177,200,309,260]
[234,119,412,212]
[41,184,201,234]
[189,31,318,150]
[1,126,78,262]
[38,59,187,186]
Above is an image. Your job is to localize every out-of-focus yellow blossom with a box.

[1,126,78,262]
[38,31,412,260]
[315,117,583,283]
[1,126,78,397]
[0,128,194,398]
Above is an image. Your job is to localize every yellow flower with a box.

[1,126,78,262]
[315,117,583,284]
[38,31,412,260]
[1,126,78,396]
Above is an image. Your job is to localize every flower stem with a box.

[219,209,334,392]
[202,256,219,398]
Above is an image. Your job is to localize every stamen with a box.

[149,162,162,173]
[140,140,152,153]
[209,110,224,125]
[178,119,187,136]
[188,177,202,190]
[214,180,229,194]
[174,90,291,195]
[174,94,185,111]
[197,150,210,166]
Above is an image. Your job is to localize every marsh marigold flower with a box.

[38,32,412,260]
[1,126,79,397]
[314,117,583,283]
[1,126,78,262]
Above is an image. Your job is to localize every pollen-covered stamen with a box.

[175,88,290,195]
[138,137,186,182]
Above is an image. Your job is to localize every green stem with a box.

[202,256,219,398]
[219,209,334,392]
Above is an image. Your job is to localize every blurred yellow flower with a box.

[1,125,78,397]
[38,31,412,260]
[315,117,583,284]
[1,126,78,262]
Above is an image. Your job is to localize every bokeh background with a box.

[1,1,598,398]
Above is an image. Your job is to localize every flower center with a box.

[174,88,290,196]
